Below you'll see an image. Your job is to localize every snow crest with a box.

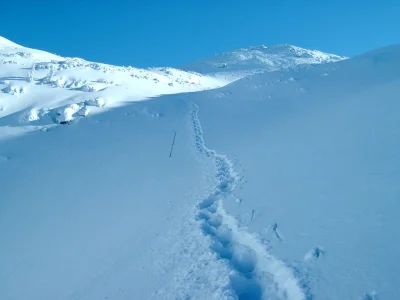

[190,102,310,300]
[182,44,347,82]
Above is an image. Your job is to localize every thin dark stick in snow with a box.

[169,131,177,158]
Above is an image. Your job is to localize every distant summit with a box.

[182,44,347,81]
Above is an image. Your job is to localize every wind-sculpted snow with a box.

[0,37,226,139]
[190,102,311,300]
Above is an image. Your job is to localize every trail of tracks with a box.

[190,102,310,300]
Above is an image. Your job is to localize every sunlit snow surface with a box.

[0,36,227,140]
[1,37,398,300]
[181,44,347,82]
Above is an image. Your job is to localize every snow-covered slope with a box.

[182,44,347,81]
[0,37,226,140]
[1,38,399,300]
[0,36,22,48]
[189,44,400,300]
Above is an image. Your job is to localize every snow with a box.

[0,38,226,140]
[182,44,347,82]
[1,37,399,300]
[190,44,400,299]
[191,100,308,299]
[0,36,22,48]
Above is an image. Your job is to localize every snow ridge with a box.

[0,37,227,140]
[0,36,21,49]
[182,44,347,82]
[190,102,310,300]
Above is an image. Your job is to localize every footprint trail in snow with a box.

[190,102,311,300]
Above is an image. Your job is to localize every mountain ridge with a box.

[181,43,348,81]
[0,36,346,140]
[0,36,21,48]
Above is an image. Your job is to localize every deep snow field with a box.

[0,36,399,300]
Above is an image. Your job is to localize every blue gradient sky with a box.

[1,0,399,67]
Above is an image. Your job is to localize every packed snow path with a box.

[190,102,311,300]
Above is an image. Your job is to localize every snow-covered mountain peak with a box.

[0,36,21,49]
[0,37,350,140]
[182,43,348,81]
[0,36,62,62]
[218,43,346,64]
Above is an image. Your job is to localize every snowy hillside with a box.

[1,37,399,300]
[0,36,226,140]
[182,44,347,81]
[189,44,400,300]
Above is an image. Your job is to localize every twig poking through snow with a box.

[271,222,283,242]
[169,131,177,158]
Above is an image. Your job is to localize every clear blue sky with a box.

[1,0,399,68]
